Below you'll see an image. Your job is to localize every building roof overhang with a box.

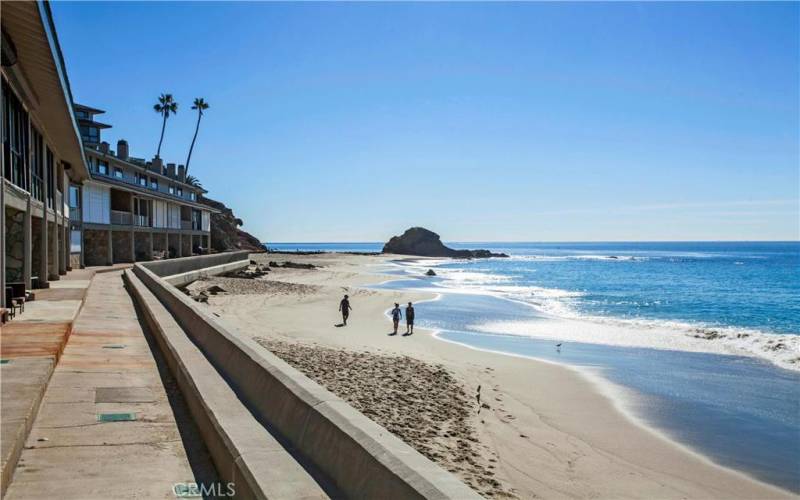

[1,1,88,181]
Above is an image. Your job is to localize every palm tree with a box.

[153,93,178,158]
[185,97,209,175]
[185,175,203,188]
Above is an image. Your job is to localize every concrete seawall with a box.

[133,255,481,499]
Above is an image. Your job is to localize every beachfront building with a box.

[75,105,214,266]
[2,1,89,308]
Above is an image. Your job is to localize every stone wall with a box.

[112,231,133,263]
[32,217,43,278]
[168,233,180,258]
[181,234,191,257]
[4,207,24,283]
[84,229,109,266]
[134,232,151,261]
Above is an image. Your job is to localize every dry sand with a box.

[196,252,792,499]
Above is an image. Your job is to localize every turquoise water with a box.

[270,241,800,491]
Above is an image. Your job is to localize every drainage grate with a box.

[102,344,127,349]
[97,412,136,422]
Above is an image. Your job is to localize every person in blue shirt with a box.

[390,303,402,335]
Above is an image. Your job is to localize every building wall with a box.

[83,182,110,224]
[153,200,167,228]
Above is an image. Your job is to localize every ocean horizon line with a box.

[265,240,800,245]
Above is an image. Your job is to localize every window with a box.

[2,78,29,190]
[79,125,99,143]
[68,185,80,208]
[97,160,109,175]
[176,187,183,197]
[169,185,175,195]
[75,110,90,120]
[150,177,158,190]
[189,192,196,201]
[136,173,147,187]
[113,167,123,179]
[70,230,82,253]
[31,128,44,201]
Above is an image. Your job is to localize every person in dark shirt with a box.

[405,302,415,335]
[390,303,402,335]
[339,295,352,326]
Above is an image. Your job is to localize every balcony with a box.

[69,208,81,222]
[111,210,132,225]
[180,220,193,230]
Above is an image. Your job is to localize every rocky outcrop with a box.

[199,196,264,253]
[382,227,508,258]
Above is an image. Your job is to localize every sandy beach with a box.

[190,252,792,499]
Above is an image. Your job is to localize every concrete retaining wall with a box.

[124,270,331,500]
[132,261,480,499]
[141,250,250,277]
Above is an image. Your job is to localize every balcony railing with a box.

[134,215,150,227]
[180,220,193,230]
[111,210,132,225]
[69,208,81,222]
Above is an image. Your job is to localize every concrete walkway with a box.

[1,269,95,495]
[4,271,218,499]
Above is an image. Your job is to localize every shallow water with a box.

[376,278,800,492]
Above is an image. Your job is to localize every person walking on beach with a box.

[405,302,415,335]
[339,294,352,326]
[390,303,403,335]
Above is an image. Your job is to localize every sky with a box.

[52,1,799,242]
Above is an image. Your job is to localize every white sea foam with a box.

[472,317,800,371]
[398,259,800,372]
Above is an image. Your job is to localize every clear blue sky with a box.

[52,1,799,242]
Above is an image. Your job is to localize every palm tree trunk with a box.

[156,113,167,157]
[185,113,202,175]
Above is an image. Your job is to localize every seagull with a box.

[556,343,562,352]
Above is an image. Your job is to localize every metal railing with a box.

[180,220,193,230]
[134,215,150,227]
[111,210,132,225]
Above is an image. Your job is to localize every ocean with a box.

[268,241,800,491]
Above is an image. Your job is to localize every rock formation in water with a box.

[199,196,264,253]
[382,227,508,258]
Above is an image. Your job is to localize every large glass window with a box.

[79,125,99,143]
[169,185,175,195]
[31,128,44,201]
[46,148,54,208]
[97,160,108,175]
[2,78,29,190]
[176,187,183,197]
[150,177,158,190]
[136,173,147,187]
[113,167,123,179]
